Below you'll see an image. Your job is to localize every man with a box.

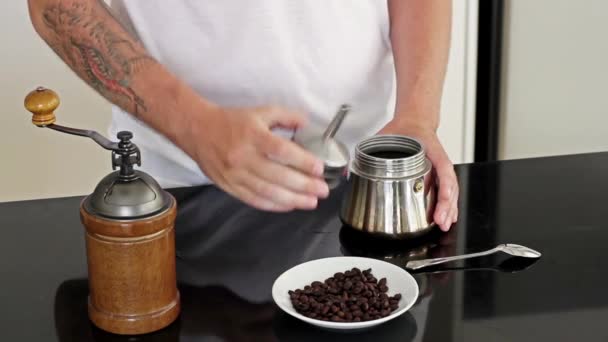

[28,0,458,231]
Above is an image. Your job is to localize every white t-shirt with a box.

[109,0,395,188]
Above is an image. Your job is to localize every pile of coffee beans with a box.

[288,267,402,322]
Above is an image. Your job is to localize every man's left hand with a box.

[377,118,458,231]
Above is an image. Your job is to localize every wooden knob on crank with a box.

[24,87,59,127]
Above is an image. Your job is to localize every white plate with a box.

[272,256,419,331]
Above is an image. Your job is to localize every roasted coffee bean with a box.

[378,278,387,287]
[289,267,403,322]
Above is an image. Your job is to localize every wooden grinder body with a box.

[80,195,180,335]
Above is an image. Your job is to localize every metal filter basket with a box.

[339,135,437,238]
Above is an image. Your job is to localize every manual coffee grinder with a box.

[24,87,180,335]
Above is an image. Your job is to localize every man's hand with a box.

[189,105,330,212]
[378,119,458,231]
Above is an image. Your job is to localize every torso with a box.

[109,0,395,187]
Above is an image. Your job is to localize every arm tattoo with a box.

[41,1,153,117]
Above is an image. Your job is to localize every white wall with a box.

[437,0,478,165]
[0,1,111,202]
[0,1,477,202]
[499,0,608,160]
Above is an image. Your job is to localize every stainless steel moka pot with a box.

[339,135,437,238]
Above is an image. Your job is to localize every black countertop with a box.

[2,152,608,341]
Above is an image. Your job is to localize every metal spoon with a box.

[404,243,541,271]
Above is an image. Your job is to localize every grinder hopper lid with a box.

[83,131,172,220]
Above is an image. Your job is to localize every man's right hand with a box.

[189,106,330,212]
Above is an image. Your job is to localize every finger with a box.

[444,206,457,231]
[236,168,319,211]
[450,186,459,223]
[250,152,329,198]
[433,181,454,231]
[434,168,457,231]
[259,132,325,177]
[434,200,451,231]
[452,207,459,223]
[259,106,308,130]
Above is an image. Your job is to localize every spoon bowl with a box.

[498,243,542,258]
[295,104,351,189]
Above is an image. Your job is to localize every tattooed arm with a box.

[27,0,328,212]
[27,0,218,145]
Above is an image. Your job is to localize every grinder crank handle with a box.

[24,86,118,151]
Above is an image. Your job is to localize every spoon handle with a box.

[405,247,500,271]
[323,104,351,141]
